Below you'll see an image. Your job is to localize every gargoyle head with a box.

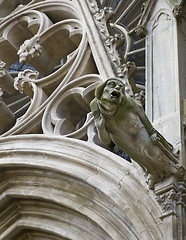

[95,78,126,106]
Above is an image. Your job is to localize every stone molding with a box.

[155,176,186,218]
[0,135,165,239]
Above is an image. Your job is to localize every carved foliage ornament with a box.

[14,69,38,98]
[88,1,125,71]
[17,35,42,64]
[155,177,186,219]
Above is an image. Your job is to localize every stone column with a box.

[146,0,186,168]
[146,1,186,239]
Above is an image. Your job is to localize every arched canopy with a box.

[0,135,164,240]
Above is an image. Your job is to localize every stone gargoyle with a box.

[90,78,179,188]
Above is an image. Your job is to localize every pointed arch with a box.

[0,135,164,239]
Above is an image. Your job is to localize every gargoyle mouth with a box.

[111,90,120,99]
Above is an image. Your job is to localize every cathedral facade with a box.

[0,0,185,239]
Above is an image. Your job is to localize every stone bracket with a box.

[155,176,186,220]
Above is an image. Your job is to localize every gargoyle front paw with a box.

[150,132,159,143]
[146,174,156,189]
[172,147,179,158]
[146,173,162,190]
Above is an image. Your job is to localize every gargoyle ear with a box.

[95,80,108,99]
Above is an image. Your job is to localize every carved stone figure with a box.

[90,78,179,188]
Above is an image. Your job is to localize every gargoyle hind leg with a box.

[146,171,165,189]
[142,140,178,189]
[138,128,161,160]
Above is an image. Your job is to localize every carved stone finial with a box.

[14,69,38,98]
[17,35,42,64]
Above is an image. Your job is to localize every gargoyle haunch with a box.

[90,78,179,188]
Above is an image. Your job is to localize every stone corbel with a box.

[0,60,15,94]
[155,174,186,217]
[155,177,179,218]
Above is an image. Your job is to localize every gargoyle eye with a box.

[107,82,115,88]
